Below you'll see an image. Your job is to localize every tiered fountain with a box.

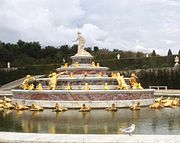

[12,32,155,108]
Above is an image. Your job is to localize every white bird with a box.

[121,124,136,136]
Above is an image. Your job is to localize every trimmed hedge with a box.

[97,56,175,70]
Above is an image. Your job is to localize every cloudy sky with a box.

[0,0,180,55]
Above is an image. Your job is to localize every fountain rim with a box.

[12,89,155,94]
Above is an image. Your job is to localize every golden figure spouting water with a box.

[105,103,117,111]
[104,82,109,90]
[52,103,68,112]
[79,104,91,112]
[111,72,117,78]
[116,72,128,90]
[70,72,74,78]
[36,83,43,90]
[130,73,137,88]
[66,83,72,90]
[92,61,96,67]
[64,63,68,68]
[75,62,79,67]
[21,75,35,90]
[130,73,143,89]
[84,83,91,90]
[49,72,65,90]
[130,102,140,110]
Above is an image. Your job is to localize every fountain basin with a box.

[12,89,155,108]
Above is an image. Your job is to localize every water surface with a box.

[0,107,179,134]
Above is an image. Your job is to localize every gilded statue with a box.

[75,62,79,67]
[70,72,74,78]
[21,75,35,90]
[116,72,128,90]
[64,63,68,68]
[130,73,137,87]
[30,104,43,111]
[52,103,68,112]
[130,73,143,89]
[92,61,96,67]
[79,104,91,112]
[49,72,65,90]
[104,82,109,90]
[66,83,72,90]
[111,72,117,78]
[83,83,91,90]
[130,102,140,110]
[15,102,29,110]
[28,84,34,90]
[36,83,43,90]
[105,103,118,111]
[136,83,143,90]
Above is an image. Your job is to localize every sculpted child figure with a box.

[49,72,65,90]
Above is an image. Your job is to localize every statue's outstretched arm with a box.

[57,71,66,77]
[72,38,78,42]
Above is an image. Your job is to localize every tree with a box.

[42,46,57,58]
[17,40,25,47]
[29,42,42,58]
[85,47,92,53]
[167,49,173,56]
[71,44,78,55]
[136,52,144,58]
[60,45,69,58]
[56,51,63,62]
[0,43,12,64]
[93,46,99,52]
[151,50,156,56]
[178,50,180,55]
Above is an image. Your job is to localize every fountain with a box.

[12,32,155,108]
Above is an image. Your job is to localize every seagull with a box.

[121,124,136,136]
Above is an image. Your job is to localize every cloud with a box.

[0,0,180,55]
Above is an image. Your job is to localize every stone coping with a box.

[12,99,154,108]
[71,55,93,58]
[154,90,180,97]
[12,89,155,94]
[0,90,12,96]
[0,132,179,143]
[56,66,109,71]
[37,76,120,80]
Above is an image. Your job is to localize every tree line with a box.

[1,40,179,68]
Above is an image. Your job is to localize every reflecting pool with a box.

[0,107,179,134]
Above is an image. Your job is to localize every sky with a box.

[0,0,180,55]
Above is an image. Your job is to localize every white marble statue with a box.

[175,56,179,64]
[174,56,179,67]
[73,32,91,56]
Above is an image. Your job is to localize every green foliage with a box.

[138,68,180,89]
[97,56,175,71]
[167,49,173,56]
[136,52,144,58]
[151,50,156,56]
[93,46,99,52]
[0,64,59,85]
[0,42,13,64]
